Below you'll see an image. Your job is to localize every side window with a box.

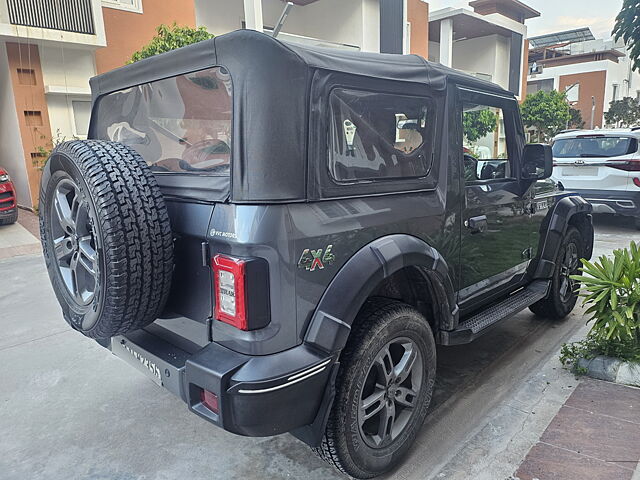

[463,102,513,183]
[329,88,434,183]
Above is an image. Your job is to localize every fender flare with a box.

[303,234,458,355]
[533,194,593,279]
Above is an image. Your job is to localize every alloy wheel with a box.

[559,242,579,303]
[50,178,99,306]
[358,337,423,449]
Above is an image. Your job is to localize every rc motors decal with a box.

[298,244,336,272]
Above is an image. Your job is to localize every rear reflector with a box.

[200,390,219,414]
[212,254,248,330]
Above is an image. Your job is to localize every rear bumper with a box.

[571,188,640,217]
[107,327,335,438]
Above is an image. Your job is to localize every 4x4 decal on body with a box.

[298,244,335,271]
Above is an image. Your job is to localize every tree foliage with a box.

[568,106,585,129]
[613,0,640,72]
[463,109,498,143]
[521,90,570,142]
[604,97,640,127]
[129,23,214,64]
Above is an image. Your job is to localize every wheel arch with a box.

[533,194,593,279]
[303,234,458,355]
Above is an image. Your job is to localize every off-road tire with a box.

[530,226,583,320]
[314,298,436,479]
[40,140,173,338]
[0,209,18,225]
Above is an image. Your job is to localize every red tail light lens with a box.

[212,254,247,330]
[200,389,219,414]
[633,178,640,188]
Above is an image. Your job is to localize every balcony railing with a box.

[6,0,95,35]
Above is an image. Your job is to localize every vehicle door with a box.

[458,88,531,305]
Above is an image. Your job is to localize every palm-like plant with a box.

[572,242,640,345]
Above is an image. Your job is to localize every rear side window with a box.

[94,67,232,175]
[329,89,434,182]
[553,136,638,158]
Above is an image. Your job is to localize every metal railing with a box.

[6,0,95,35]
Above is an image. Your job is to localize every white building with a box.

[195,0,429,56]
[527,28,640,128]
[428,0,540,99]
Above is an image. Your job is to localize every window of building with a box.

[102,0,143,13]
[527,79,554,94]
[72,100,92,137]
[463,103,513,183]
[328,89,434,183]
[565,83,580,103]
[17,68,36,86]
[613,83,620,102]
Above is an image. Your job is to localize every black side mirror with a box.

[521,144,553,180]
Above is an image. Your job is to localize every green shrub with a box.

[129,23,214,64]
[561,242,640,371]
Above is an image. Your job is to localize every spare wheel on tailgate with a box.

[39,140,174,338]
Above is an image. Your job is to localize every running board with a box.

[439,280,550,346]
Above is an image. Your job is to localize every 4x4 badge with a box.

[298,244,335,271]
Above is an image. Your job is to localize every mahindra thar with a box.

[39,30,594,478]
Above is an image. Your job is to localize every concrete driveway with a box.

[1,214,638,480]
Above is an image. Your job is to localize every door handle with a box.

[466,215,488,234]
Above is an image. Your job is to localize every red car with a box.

[0,167,18,225]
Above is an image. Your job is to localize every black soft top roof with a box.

[89,30,513,202]
[91,29,509,99]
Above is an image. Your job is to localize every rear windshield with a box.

[93,67,232,175]
[553,136,638,158]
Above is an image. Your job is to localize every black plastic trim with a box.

[533,194,593,279]
[304,234,458,354]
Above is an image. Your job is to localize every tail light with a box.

[608,159,640,172]
[213,254,247,330]
[633,178,640,188]
[211,254,270,331]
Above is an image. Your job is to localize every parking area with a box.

[1,213,639,480]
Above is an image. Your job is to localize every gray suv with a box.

[39,30,594,478]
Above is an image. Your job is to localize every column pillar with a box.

[440,18,453,67]
[243,0,264,32]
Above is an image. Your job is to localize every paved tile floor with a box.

[516,379,640,480]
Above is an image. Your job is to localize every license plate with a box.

[563,167,598,177]
[111,338,163,386]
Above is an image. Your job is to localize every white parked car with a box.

[552,128,640,229]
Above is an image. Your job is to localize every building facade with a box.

[428,0,539,99]
[527,29,640,129]
[0,0,196,208]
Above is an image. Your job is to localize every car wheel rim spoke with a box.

[50,179,98,306]
[358,337,423,449]
[559,242,578,303]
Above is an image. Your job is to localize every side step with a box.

[439,280,550,346]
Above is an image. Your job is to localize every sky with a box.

[427,0,624,40]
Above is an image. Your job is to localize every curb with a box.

[577,355,640,388]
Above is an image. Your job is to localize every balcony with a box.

[0,0,105,47]
[7,0,95,34]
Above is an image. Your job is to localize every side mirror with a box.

[521,144,553,180]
